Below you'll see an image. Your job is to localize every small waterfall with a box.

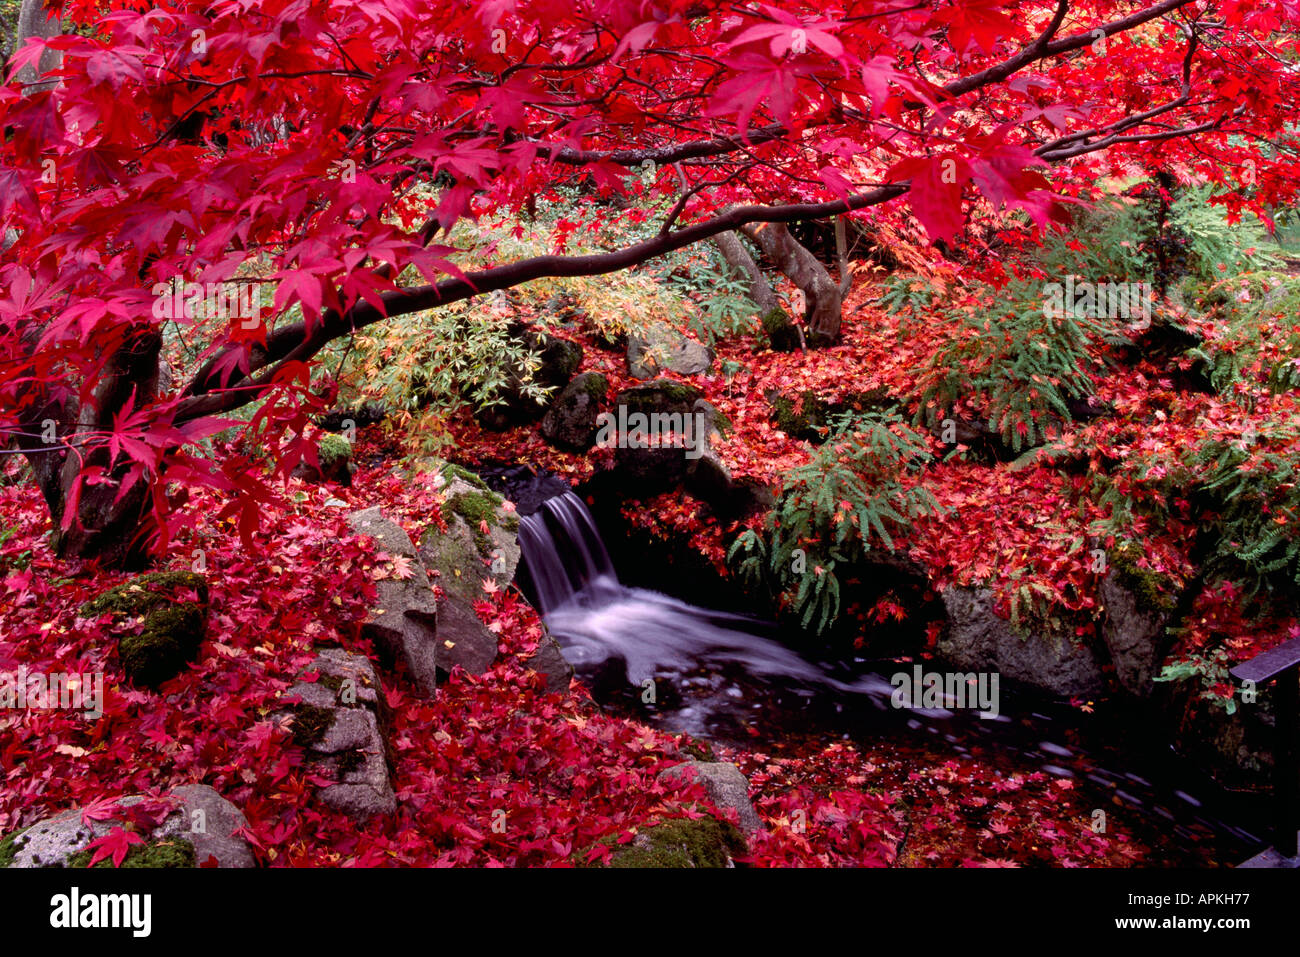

[517,491,618,614]
[518,492,894,698]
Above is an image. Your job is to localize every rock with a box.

[938,586,1105,697]
[658,761,762,833]
[627,322,714,379]
[1100,544,1180,697]
[345,506,440,695]
[291,433,353,486]
[522,632,574,693]
[541,372,608,450]
[418,476,521,607]
[434,594,500,676]
[0,785,255,868]
[608,379,705,493]
[587,817,748,868]
[476,327,584,430]
[759,307,802,352]
[318,400,387,433]
[79,571,209,688]
[283,649,396,821]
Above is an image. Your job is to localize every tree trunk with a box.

[12,0,62,89]
[714,230,781,316]
[741,221,843,346]
[16,329,164,568]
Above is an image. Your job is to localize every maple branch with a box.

[173,185,910,423]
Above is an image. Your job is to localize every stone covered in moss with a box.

[760,307,802,352]
[81,571,209,688]
[418,478,521,607]
[1108,541,1177,615]
[581,817,748,868]
[66,838,196,869]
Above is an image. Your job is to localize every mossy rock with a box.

[81,571,209,688]
[318,433,353,469]
[769,387,898,443]
[1109,541,1177,615]
[440,463,491,492]
[79,570,208,618]
[65,837,196,869]
[760,307,801,352]
[290,703,337,750]
[578,817,748,868]
[0,827,29,868]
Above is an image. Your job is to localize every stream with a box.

[490,471,1268,866]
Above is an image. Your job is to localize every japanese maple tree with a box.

[1,0,1297,565]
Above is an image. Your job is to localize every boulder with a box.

[418,475,521,607]
[476,328,584,430]
[938,586,1105,697]
[658,761,762,833]
[0,785,255,868]
[1099,545,1180,697]
[283,649,396,821]
[541,372,608,450]
[609,379,705,493]
[79,571,209,688]
[345,507,439,695]
[291,433,353,486]
[627,322,714,379]
[434,593,500,677]
[522,632,574,694]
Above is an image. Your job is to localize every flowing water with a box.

[513,486,1268,864]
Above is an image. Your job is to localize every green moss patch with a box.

[81,572,209,688]
[80,570,208,618]
[318,433,353,468]
[1110,541,1178,615]
[66,837,196,869]
[0,827,30,868]
[441,463,490,492]
[290,703,337,749]
[578,817,747,868]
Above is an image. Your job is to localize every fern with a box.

[729,410,941,636]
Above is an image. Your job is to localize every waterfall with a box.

[518,492,895,698]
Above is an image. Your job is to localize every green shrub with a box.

[729,410,940,635]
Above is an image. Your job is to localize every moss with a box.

[66,837,196,869]
[118,602,205,688]
[622,379,703,416]
[595,817,748,868]
[0,827,30,868]
[336,748,366,777]
[771,389,829,440]
[441,463,490,492]
[80,570,209,618]
[680,738,716,762]
[1110,541,1177,615]
[317,433,353,469]
[579,372,610,400]
[290,703,337,749]
[448,491,509,554]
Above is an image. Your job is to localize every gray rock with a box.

[541,372,608,450]
[627,322,714,379]
[1100,569,1176,697]
[419,478,521,607]
[522,632,574,694]
[938,586,1105,697]
[610,379,705,492]
[2,785,255,868]
[346,506,439,695]
[282,649,396,821]
[658,761,761,833]
[434,594,500,676]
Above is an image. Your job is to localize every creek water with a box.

[508,482,1267,865]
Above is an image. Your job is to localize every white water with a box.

[519,492,895,699]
